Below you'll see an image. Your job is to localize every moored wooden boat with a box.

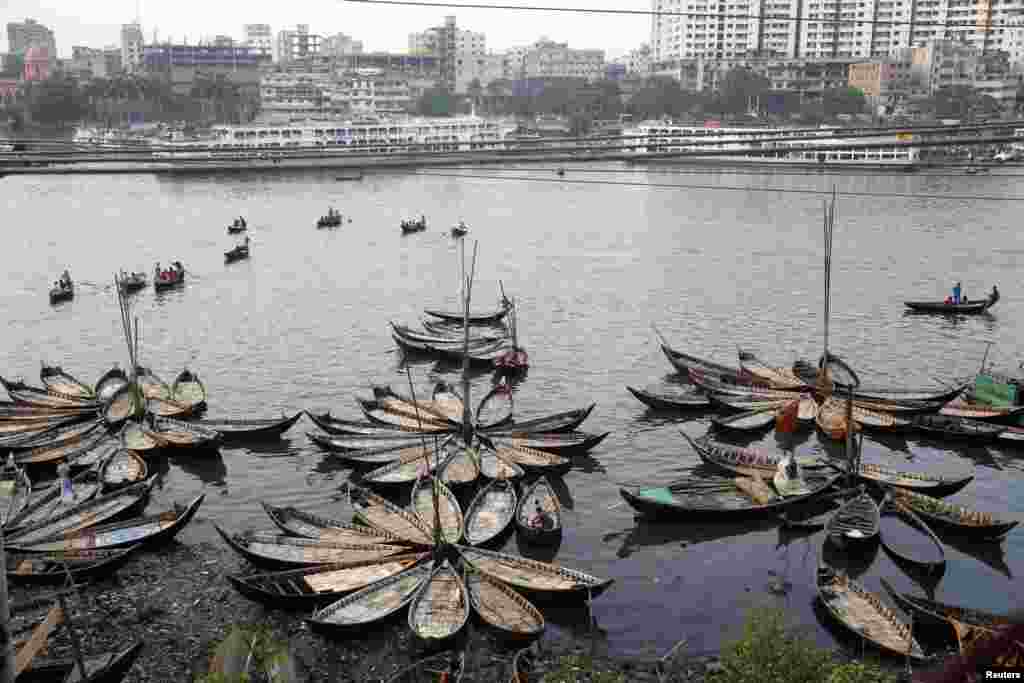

[360,447,438,487]
[214,525,408,568]
[626,385,711,410]
[466,569,545,639]
[737,350,809,390]
[171,368,208,411]
[778,492,849,530]
[410,476,464,544]
[94,365,129,403]
[6,546,140,584]
[321,440,440,466]
[227,553,430,607]
[879,577,1013,633]
[305,411,432,436]
[816,397,858,441]
[0,464,32,526]
[890,488,1018,539]
[99,449,148,490]
[681,432,824,478]
[5,477,154,548]
[134,366,172,400]
[17,640,143,683]
[464,479,517,545]
[103,384,143,427]
[478,449,526,480]
[120,421,162,453]
[407,560,470,643]
[5,470,101,531]
[825,489,880,545]
[878,492,945,575]
[708,395,791,412]
[39,365,95,399]
[305,431,428,452]
[480,404,595,435]
[194,413,303,442]
[14,429,109,466]
[484,443,570,475]
[488,431,609,457]
[0,414,83,435]
[851,462,973,497]
[358,399,453,432]
[456,545,613,602]
[438,442,481,487]
[852,406,910,431]
[307,561,433,631]
[476,383,514,429]
[261,502,405,545]
[816,560,926,660]
[711,408,778,432]
[11,493,203,553]
[424,300,512,324]
[349,484,434,545]
[0,377,99,409]
[143,416,222,450]
[515,477,562,544]
[145,396,197,419]
[373,386,459,425]
[938,400,1024,423]
[911,414,1005,441]
[4,418,104,453]
[428,381,465,422]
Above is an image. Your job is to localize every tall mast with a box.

[461,241,478,445]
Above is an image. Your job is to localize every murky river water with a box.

[1,162,1022,659]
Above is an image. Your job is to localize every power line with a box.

[410,169,1024,200]
[344,0,1019,29]
[420,162,1024,177]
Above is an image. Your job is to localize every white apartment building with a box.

[502,46,530,79]
[323,33,364,56]
[621,43,653,75]
[244,24,273,59]
[652,0,1024,67]
[121,22,144,73]
[408,16,487,92]
[277,24,321,64]
[523,38,606,80]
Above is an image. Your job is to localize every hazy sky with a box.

[3,0,647,58]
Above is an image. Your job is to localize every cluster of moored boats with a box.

[618,333,1022,666]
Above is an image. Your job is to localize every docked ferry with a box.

[153,114,518,158]
[624,122,920,169]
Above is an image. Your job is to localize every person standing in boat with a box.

[57,460,73,502]
[953,281,962,304]
[991,284,1000,303]
[529,502,552,530]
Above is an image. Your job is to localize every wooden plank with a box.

[14,604,63,674]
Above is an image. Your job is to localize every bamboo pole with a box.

[0,526,14,683]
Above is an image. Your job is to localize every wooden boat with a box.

[134,366,172,400]
[515,477,562,544]
[878,493,945,576]
[214,525,408,568]
[407,560,470,643]
[816,560,926,660]
[4,477,155,548]
[0,414,83,435]
[153,264,185,289]
[385,652,465,683]
[143,416,222,449]
[626,385,711,410]
[5,470,101,531]
[939,400,1024,423]
[816,397,858,441]
[99,449,148,490]
[466,569,545,639]
[421,319,508,337]
[5,418,104,453]
[117,271,148,292]
[904,293,998,314]
[224,243,250,262]
[450,223,469,237]
[851,462,973,497]
[0,377,99,409]
[456,545,614,601]
[14,429,109,466]
[6,546,140,584]
[825,490,880,545]
[798,395,820,423]
[428,382,465,422]
[424,299,512,324]
[483,443,570,475]
[316,213,343,229]
[879,577,1013,633]
[360,448,438,487]
[314,438,440,466]
[399,218,427,234]
[410,476,464,544]
[890,488,1018,539]
[681,432,824,478]
[66,435,120,469]
[911,414,1005,441]
[711,408,778,432]
[997,426,1024,445]
[476,383,514,429]
[778,491,850,530]
[1,464,32,526]
[349,484,434,545]
[488,431,609,457]
[307,562,433,630]
[358,399,453,432]
[11,494,204,553]
[852,406,910,431]
[658,342,745,379]
[0,402,92,420]
[438,443,481,488]
[481,404,595,435]
[39,365,94,399]
[708,395,791,413]
[773,454,812,497]
[391,323,503,346]
[103,384,142,427]
[304,411,433,436]
[478,449,526,480]
[94,366,129,403]
[619,470,842,520]
[261,503,405,545]
[17,641,143,683]
[145,396,196,419]
[171,369,207,411]
[464,479,517,545]
[120,421,162,453]
[737,350,809,389]
[227,553,429,607]
[48,281,74,304]
[394,335,515,368]
[194,413,302,443]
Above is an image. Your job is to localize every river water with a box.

[1,163,1022,660]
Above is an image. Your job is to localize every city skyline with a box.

[3,0,642,58]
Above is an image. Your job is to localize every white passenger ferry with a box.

[625,122,920,168]
[154,114,518,158]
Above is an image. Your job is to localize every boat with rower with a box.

[117,271,147,293]
[905,287,999,314]
[225,238,251,263]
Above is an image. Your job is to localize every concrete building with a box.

[502,46,529,80]
[7,19,56,57]
[848,58,916,104]
[213,36,236,48]
[655,53,856,98]
[244,24,273,60]
[323,33,364,56]
[23,46,53,81]
[522,38,605,80]
[122,23,145,73]
[277,25,321,64]
[69,46,123,79]
[409,16,486,91]
[620,43,652,76]
[143,43,262,94]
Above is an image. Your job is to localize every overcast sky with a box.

[3,0,646,58]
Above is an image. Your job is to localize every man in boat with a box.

[991,284,1000,303]
[420,214,425,226]
[953,281,962,305]
[529,502,553,530]
[57,460,73,502]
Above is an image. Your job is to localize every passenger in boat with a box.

[945,296,953,305]
[57,460,73,501]
[4,453,15,471]
[991,284,999,302]
[962,294,969,304]
[530,502,553,530]
[953,281,961,305]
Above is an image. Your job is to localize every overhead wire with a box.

[417,162,1024,177]
[408,169,1024,200]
